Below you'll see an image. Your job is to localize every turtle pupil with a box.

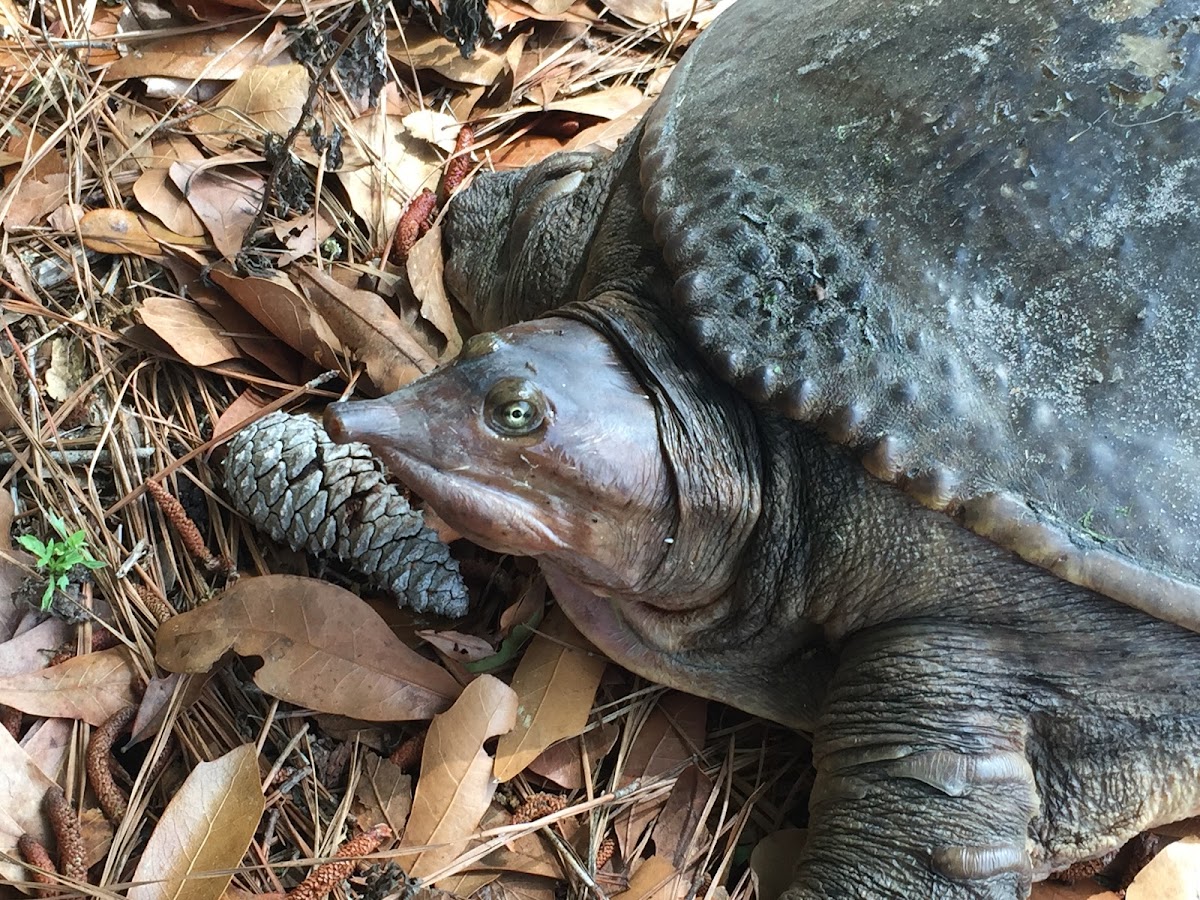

[485,383,545,436]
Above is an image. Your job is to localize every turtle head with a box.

[443,149,624,330]
[324,316,675,597]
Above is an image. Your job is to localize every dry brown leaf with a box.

[191,64,310,152]
[651,764,711,869]
[564,97,655,154]
[274,209,338,266]
[448,803,563,887]
[291,264,438,393]
[169,159,265,258]
[208,265,343,373]
[0,616,69,676]
[526,722,619,789]
[1125,835,1200,899]
[749,828,807,900]
[605,0,705,26]
[80,207,209,258]
[407,224,463,361]
[513,85,644,120]
[140,296,244,367]
[104,29,282,81]
[155,575,462,721]
[2,171,69,228]
[134,167,207,237]
[401,109,461,152]
[400,675,518,881]
[191,287,304,381]
[20,716,71,783]
[211,390,271,439]
[390,27,512,86]
[493,607,606,781]
[128,744,265,900]
[615,692,708,853]
[0,646,138,725]
[418,629,496,664]
[335,113,441,248]
[0,727,57,881]
[612,854,679,900]
[524,0,573,13]
[354,752,413,836]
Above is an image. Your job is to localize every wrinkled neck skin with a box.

[442,140,839,729]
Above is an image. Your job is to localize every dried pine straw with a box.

[0,0,814,896]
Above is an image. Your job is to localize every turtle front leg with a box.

[785,623,1041,900]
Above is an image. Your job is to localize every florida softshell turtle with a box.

[325,0,1200,895]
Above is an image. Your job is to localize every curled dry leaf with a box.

[155,574,461,721]
[168,159,266,258]
[139,296,244,367]
[290,264,438,392]
[80,208,209,259]
[651,764,712,870]
[0,647,139,726]
[526,722,620,790]
[190,63,311,153]
[614,692,708,854]
[400,675,518,881]
[389,27,513,87]
[605,0,711,26]
[103,28,282,82]
[128,744,264,900]
[207,264,343,374]
[0,617,70,677]
[407,224,463,361]
[612,854,679,900]
[493,607,606,782]
[401,109,461,152]
[0,727,57,881]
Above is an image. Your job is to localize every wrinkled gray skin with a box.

[326,0,1200,896]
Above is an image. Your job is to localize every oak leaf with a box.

[0,646,139,725]
[155,575,461,721]
[400,675,518,881]
[128,744,264,900]
[493,607,606,781]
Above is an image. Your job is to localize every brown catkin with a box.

[595,834,616,869]
[87,705,136,822]
[144,480,221,571]
[387,731,426,772]
[510,792,568,825]
[17,833,56,889]
[137,583,174,622]
[441,124,475,196]
[43,785,85,881]
[285,823,393,900]
[394,189,437,259]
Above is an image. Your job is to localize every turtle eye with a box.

[485,378,547,436]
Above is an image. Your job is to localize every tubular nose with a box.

[323,398,391,445]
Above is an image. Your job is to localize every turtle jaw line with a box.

[374,447,571,557]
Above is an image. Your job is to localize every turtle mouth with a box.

[372,447,570,557]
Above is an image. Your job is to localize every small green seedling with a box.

[17,512,105,610]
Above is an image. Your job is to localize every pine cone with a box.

[223,411,468,616]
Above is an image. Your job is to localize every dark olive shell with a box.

[640,0,1200,627]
